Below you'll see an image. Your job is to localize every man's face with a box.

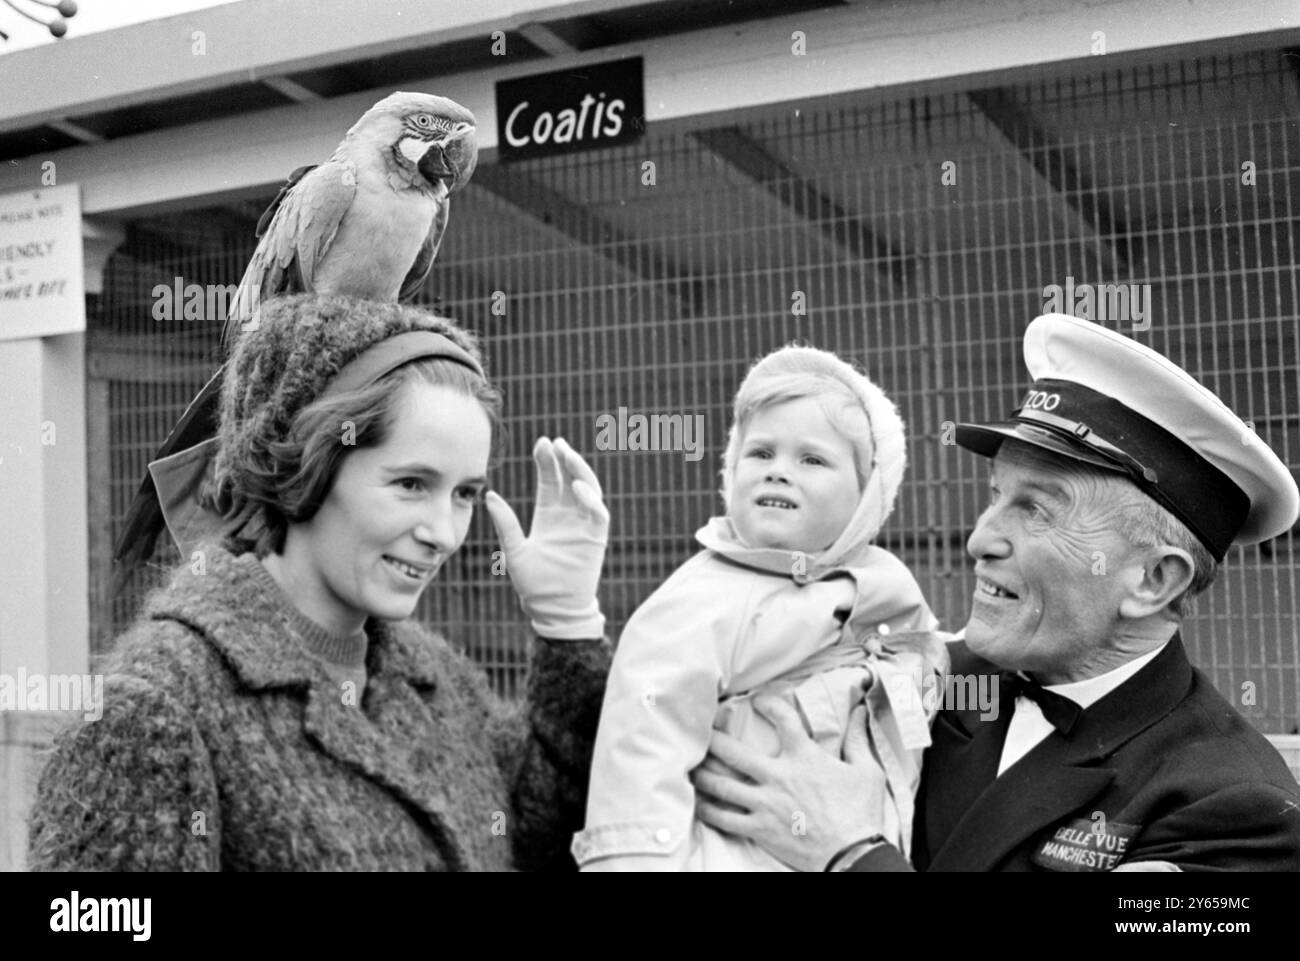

[964,440,1143,682]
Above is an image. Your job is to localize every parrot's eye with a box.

[413,114,434,128]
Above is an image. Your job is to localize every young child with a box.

[573,345,949,872]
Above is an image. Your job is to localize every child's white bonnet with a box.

[720,344,908,557]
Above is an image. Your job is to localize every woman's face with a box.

[280,381,492,636]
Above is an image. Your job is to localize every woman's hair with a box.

[206,294,503,556]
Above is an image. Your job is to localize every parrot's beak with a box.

[418,125,477,192]
[417,145,454,184]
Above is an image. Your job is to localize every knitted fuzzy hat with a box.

[719,344,908,567]
[206,294,487,551]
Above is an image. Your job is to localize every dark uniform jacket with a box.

[851,635,1300,871]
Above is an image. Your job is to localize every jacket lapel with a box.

[922,636,1194,871]
[927,745,1116,871]
[148,547,507,871]
[298,629,475,871]
[914,699,1009,870]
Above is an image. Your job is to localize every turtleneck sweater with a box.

[251,559,369,703]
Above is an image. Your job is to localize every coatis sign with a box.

[496,57,644,162]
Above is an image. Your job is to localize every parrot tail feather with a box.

[110,472,164,598]
[110,366,226,596]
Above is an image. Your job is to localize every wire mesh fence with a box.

[92,48,1300,732]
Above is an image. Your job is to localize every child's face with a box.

[730,396,866,553]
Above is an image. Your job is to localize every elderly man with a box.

[693,313,1300,871]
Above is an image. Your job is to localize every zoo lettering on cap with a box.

[1020,389,1061,412]
[956,313,1300,565]
[995,377,1253,560]
[496,57,645,163]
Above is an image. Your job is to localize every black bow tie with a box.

[998,672,1083,735]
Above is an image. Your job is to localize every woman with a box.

[28,295,611,871]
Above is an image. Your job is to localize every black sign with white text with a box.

[496,57,644,162]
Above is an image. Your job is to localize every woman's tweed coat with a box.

[28,546,611,871]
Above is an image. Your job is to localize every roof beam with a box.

[967,87,1132,273]
[691,126,915,295]
[4,0,1297,136]
[259,76,323,103]
[2,1,1297,214]
[46,118,103,144]
[0,0,658,132]
[469,164,705,316]
[517,21,581,56]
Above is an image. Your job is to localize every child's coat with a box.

[573,517,944,871]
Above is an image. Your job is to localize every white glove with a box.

[484,437,609,639]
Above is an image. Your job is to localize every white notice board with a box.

[0,183,85,341]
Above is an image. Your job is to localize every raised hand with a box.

[484,437,610,639]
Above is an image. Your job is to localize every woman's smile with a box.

[382,554,439,584]
[271,381,492,636]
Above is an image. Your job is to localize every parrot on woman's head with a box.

[224,90,479,340]
[112,91,479,591]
